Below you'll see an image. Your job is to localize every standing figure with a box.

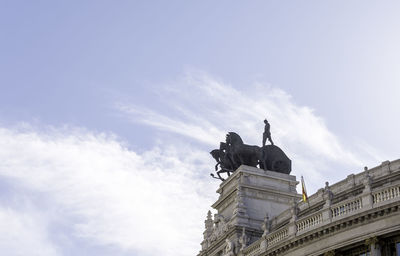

[262,119,274,146]
[262,213,271,236]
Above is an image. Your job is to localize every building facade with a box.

[198,159,400,256]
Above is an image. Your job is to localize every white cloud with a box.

[0,206,60,256]
[0,72,387,256]
[0,126,217,256]
[118,71,377,191]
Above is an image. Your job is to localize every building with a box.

[198,159,400,256]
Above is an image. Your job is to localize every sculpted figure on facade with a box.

[324,181,333,206]
[239,227,250,251]
[363,167,373,193]
[204,210,213,238]
[223,239,236,256]
[208,214,229,242]
[262,213,271,236]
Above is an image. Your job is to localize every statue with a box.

[324,182,333,206]
[225,132,261,169]
[262,119,274,146]
[239,227,250,250]
[260,144,291,174]
[210,119,292,180]
[262,213,271,236]
[223,239,236,256]
[210,142,235,181]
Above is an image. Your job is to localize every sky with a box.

[0,1,400,256]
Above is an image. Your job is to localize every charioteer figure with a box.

[262,119,274,147]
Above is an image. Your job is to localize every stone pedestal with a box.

[198,165,301,256]
[212,165,300,231]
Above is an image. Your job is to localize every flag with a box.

[301,176,308,203]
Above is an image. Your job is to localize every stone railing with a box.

[245,159,400,252]
[267,227,288,246]
[331,197,362,218]
[212,159,400,256]
[271,159,400,229]
[296,212,323,233]
[243,226,289,255]
[242,240,261,256]
[372,184,400,204]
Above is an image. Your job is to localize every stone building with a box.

[198,159,400,256]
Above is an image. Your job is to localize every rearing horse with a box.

[209,142,235,181]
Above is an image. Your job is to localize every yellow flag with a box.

[301,176,308,202]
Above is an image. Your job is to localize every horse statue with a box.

[225,132,261,169]
[210,142,235,181]
[261,145,291,174]
[210,125,292,181]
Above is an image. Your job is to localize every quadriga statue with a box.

[210,120,291,181]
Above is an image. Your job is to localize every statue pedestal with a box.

[212,165,300,231]
[199,166,301,256]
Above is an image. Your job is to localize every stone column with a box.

[324,251,335,256]
[365,237,381,256]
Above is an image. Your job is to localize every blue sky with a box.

[1,1,400,256]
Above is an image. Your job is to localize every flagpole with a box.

[301,175,310,207]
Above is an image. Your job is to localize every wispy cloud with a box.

[0,126,216,256]
[0,71,385,256]
[118,71,377,190]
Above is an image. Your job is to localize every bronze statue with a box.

[210,143,234,181]
[225,132,261,169]
[262,119,274,146]
[210,119,291,181]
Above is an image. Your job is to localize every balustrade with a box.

[373,185,400,204]
[296,213,323,232]
[243,243,261,256]
[267,228,288,246]
[331,198,362,218]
